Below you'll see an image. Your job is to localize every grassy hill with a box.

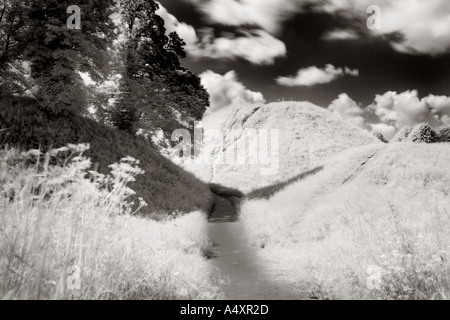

[184,101,379,193]
[240,142,450,299]
[0,96,213,214]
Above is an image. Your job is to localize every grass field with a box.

[240,143,450,299]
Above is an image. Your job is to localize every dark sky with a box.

[159,0,450,108]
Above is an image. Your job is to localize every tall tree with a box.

[115,0,209,138]
[0,0,116,116]
[0,0,30,95]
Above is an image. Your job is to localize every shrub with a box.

[408,123,439,143]
[391,126,412,142]
[373,132,388,143]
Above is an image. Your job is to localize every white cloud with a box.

[369,90,442,129]
[424,95,450,116]
[377,0,450,55]
[326,90,450,140]
[328,93,367,129]
[182,0,450,56]
[323,0,450,55]
[370,123,397,140]
[157,3,286,65]
[191,29,286,65]
[321,29,359,41]
[200,70,265,113]
[276,64,359,87]
[189,0,308,34]
[442,115,450,125]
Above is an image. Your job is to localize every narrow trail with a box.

[208,193,302,300]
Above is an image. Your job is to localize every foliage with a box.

[0,96,213,214]
[0,0,116,115]
[408,123,439,143]
[373,131,388,143]
[391,126,412,142]
[114,0,209,137]
[438,126,450,142]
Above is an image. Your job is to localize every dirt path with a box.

[208,193,302,300]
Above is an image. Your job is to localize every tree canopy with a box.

[1,0,209,138]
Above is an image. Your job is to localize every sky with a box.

[157,0,450,139]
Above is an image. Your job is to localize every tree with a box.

[408,123,439,143]
[0,0,30,94]
[115,0,209,138]
[2,0,116,115]
[391,126,412,142]
[438,126,450,142]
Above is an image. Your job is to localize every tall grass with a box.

[0,144,221,300]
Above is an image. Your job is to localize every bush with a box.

[391,126,412,142]
[408,123,439,144]
[438,126,450,142]
[373,132,388,143]
[0,95,213,214]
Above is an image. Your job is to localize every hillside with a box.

[184,101,380,193]
[0,96,213,214]
[240,142,450,299]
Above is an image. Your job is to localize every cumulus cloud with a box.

[442,115,450,125]
[276,64,359,87]
[200,70,265,113]
[326,90,450,140]
[192,29,287,65]
[424,95,450,117]
[370,123,397,140]
[328,93,367,129]
[368,90,442,129]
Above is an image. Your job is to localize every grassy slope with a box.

[0,147,221,299]
[0,96,213,214]
[240,142,450,299]
[184,101,379,193]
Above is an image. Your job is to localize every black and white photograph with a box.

[0,0,449,305]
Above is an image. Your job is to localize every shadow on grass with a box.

[247,166,324,200]
[208,184,244,223]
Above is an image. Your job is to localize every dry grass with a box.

[240,143,450,299]
[0,145,222,300]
